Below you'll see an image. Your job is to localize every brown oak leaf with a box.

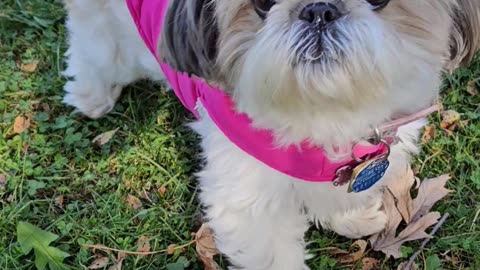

[421,125,435,143]
[370,171,451,258]
[369,188,403,247]
[20,60,39,73]
[13,116,31,134]
[336,240,368,264]
[372,212,440,258]
[195,224,221,270]
[126,194,143,210]
[388,168,416,223]
[410,175,452,223]
[92,128,119,146]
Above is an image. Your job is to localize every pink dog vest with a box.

[126,0,388,182]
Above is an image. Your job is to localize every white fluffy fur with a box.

[63,0,162,119]
[62,0,475,269]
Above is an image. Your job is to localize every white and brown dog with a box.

[62,0,479,269]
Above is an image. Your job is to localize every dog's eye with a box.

[366,0,390,10]
[252,0,276,19]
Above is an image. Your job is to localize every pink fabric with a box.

[126,0,387,182]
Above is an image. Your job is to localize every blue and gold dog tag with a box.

[348,155,390,193]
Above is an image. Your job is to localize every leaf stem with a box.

[403,213,449,270]
[81,240,196,256]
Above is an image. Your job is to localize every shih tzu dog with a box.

[62,0,479,269]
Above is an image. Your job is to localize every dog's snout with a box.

[299,2,341,27]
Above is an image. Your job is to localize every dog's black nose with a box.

[299,2,341,27]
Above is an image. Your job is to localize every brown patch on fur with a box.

[216,3,261,90]
[448,0,480,70]
[380,1,453,66]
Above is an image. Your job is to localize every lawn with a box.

[0,0,479,269]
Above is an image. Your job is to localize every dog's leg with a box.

[62,0,161,118]
[322,196,388,239]
[297,180,387,239]
[192,115,310,270]
[205,199,310,270]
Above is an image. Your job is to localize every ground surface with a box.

[0,1,479,269]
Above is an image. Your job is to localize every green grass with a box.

[0,0,479,269]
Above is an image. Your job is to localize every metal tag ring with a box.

[368,127,382,145]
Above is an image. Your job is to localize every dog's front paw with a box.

[329,200,387,239]
[63,82,122,119]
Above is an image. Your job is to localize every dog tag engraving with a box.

[348,155,389,193]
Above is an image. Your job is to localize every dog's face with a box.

[216,0,453,110]
[161,0,477,143]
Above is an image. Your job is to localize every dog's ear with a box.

[159,0,219,81]
[448,0,480,70]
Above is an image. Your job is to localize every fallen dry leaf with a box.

[13,116,31,134]
[466,80,479,96]
[136,236,150,254]
[54,195,64,208]
[369,188,403,248]
[370,171,451,258]
[20,60,39,73]
[336,240,368,264]
[167,244,176,255]
[31,101,51,112]
[108,252,125,270]
[388,168,415,223]
[440,110,461,131]
[158,184,167,197]
[88,256,109,269]
[372,212,440,258]
[362,257,380,270]
[92,128,119,146]
[421,125,435,144]
[411,175,452,223]
[126,194,143,210]
[195,224,220,270]
[0,174,6,187]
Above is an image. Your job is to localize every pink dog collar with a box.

[126,0,436,182]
